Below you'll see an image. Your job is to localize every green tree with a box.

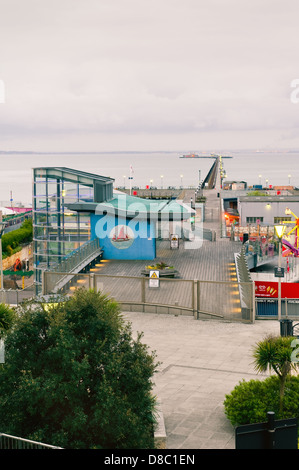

[0,289,159,448]
[252,335,299,414]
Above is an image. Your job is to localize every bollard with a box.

[280,319,293,337]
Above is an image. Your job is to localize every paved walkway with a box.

[122,312,280,449]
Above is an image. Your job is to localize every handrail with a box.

[0,432,62,449]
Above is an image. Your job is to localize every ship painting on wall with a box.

[110,225,134,249]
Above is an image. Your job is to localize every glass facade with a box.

[33,167,113,293]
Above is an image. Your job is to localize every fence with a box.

[256,298,299,318]
[42,271,255,323]
[0,287,34,305]
[0,433,62,449]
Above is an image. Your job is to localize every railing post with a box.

[89,273,95,291]
[42,270,46,295]
[196,280,200,319]
[192,280,196,318]
[141,276,145,304]
[251,281,256,323]
[89,273,97,292]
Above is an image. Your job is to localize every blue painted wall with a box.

[90,213,156,260]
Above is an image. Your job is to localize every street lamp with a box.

[288,174,292,185]
[0,221,6,293]
[180,174,183,188]
[274,224,287,321]
[160,175,164,189]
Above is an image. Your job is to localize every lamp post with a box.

[160,175,164,189]
[274,224,286,321]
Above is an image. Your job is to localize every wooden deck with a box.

[65,184,249,321]
[47,179,252,321]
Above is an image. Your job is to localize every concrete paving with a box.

[122,311,281,449]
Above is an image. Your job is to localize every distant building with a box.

[222,181,247,191]
[238,195,299,226]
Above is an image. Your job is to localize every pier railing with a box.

[42,271,255,323]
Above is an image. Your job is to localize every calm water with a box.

[0,150,298,205]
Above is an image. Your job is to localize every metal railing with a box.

[0,287,34,305]
[234,248,255,320]
[43,238,103,294]
[42,271,255,323]
[0,433,62,449]
[51,238,103,274]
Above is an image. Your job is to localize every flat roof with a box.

[67,192,195,220]
[33,167,114,185]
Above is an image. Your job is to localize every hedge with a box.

[1,219,32,257]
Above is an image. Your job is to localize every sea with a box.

[0,150,299,206]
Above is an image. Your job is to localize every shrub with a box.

[1,219,32,257]
[224,375,299,426]
[0,288,159,449]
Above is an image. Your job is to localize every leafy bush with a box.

[0,288,159,449]
[224,375,299,426]
[1,218,32,257]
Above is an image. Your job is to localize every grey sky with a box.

[0,0,298,152]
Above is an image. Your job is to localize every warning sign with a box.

[149,270,160,288]
[170,234,179,249]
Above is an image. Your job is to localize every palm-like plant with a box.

[0,303,15,335]
[253,335,299,414]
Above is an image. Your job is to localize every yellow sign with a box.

[149,270,159,288]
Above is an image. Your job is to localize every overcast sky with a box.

[0,0,298,152]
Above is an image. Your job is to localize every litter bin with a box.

[280,319,293,337]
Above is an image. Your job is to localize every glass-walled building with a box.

[33,167,114,292]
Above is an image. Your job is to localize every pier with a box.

[43,159,250,322]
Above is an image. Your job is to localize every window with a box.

[274,217,292,224]
[246,217,264,224]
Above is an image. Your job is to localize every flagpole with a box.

[130,167,132,195]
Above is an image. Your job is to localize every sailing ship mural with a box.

[110,225,134,249]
